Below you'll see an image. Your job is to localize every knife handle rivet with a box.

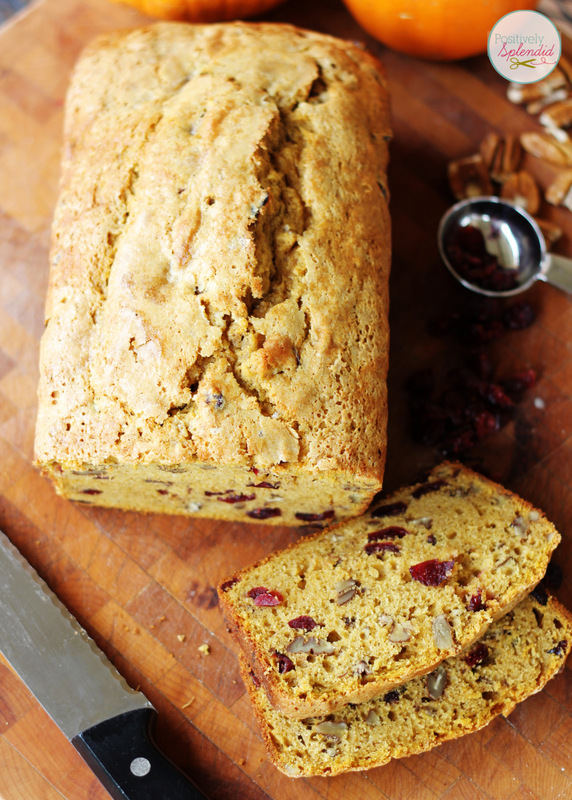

[130,756,151,777]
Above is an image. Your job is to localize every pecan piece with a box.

[534,217,563,248]
[335,579,358,605]
[539,97,572,142]
[545,169,572,210]
[507,68,568,105]
[480,132,522,182]
[499,170,540,214]
[520,131,572,166]
[448,154,493,200]
[315,721,348,740]
[526,87,570,116]
[426,665,448,699]
[433,614,455,649]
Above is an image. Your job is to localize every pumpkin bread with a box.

[240,593,572,776]
[34,22,391,526]
[218,462,561,717]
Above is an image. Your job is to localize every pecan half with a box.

[499,170,540,214]
[507,68,568,105]
[545,169,572,209]
[539,97,572,141]
[480,133,522,182]
[520,131,572,166]
[448,154,493,200]
[534,217,563,248]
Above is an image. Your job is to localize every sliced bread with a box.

[218,462,561,717]
[240,593,572,776]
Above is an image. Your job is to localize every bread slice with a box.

[218,462,561,717]
[239,593,572,777]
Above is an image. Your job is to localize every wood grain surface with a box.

[1,0,571,798]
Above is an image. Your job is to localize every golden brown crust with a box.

[34,21,392,523]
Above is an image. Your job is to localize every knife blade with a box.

[0,529,209,800]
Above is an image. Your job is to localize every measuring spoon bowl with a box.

[438,196,572,297]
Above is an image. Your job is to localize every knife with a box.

[0,529,209,800]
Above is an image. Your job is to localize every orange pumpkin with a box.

[115,0,287,22]
[341,0,539,61]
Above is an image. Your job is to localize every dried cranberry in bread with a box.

[239,594,572,776]
[218,462,561,717]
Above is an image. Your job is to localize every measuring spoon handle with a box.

[541,253,572,294]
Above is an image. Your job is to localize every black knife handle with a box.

[72,707,209,800]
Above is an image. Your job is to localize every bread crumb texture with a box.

[240,594,572,776]
[218,463,562,715]
[34,22,392,524]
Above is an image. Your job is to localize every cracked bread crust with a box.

[240,595,572,777]
[34,22,392,524]
[218,463,561,716]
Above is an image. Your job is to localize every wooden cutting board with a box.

[1,0,571,797]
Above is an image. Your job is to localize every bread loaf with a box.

[218,462,561,716]
[34,22,392,526]
[240,593,572,776]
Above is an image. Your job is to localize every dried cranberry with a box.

[426,534,437,546]
[473,410,499,439]
[218,493,256,504]
[219,577,239,593]
[383,689,401,704]
[248,586,268,598]
[548,640,568,656]
[248,481,280,489]
[412,480,446,499]
[531,584,549,606]
[446,223,488,262]
[466,349,494,380]
[248,587,283,606]
[502,369,537,395]
[295,510,335,522]
[502,302,536,331]
[461,320,505,347]
[468,590,486,611]
[368,526,408,541]
[204,490,224,496]
[465,642,488,668]
[409,559,455,586]
[440,388,468,425]
[249,670,261,688]
[254,593,281,606]
[248,587,269,598]
[274,652,295,673]
[440,428,476,456]
[81,488,103,495]
[485,383,515,410]
[246,507,281,520]
[157,489,169,495]
[288,616,317,631]
[490,269,519,292]
[365,541,400,555]
[370,501,408,518]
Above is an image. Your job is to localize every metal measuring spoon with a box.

[437,196,572,297]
